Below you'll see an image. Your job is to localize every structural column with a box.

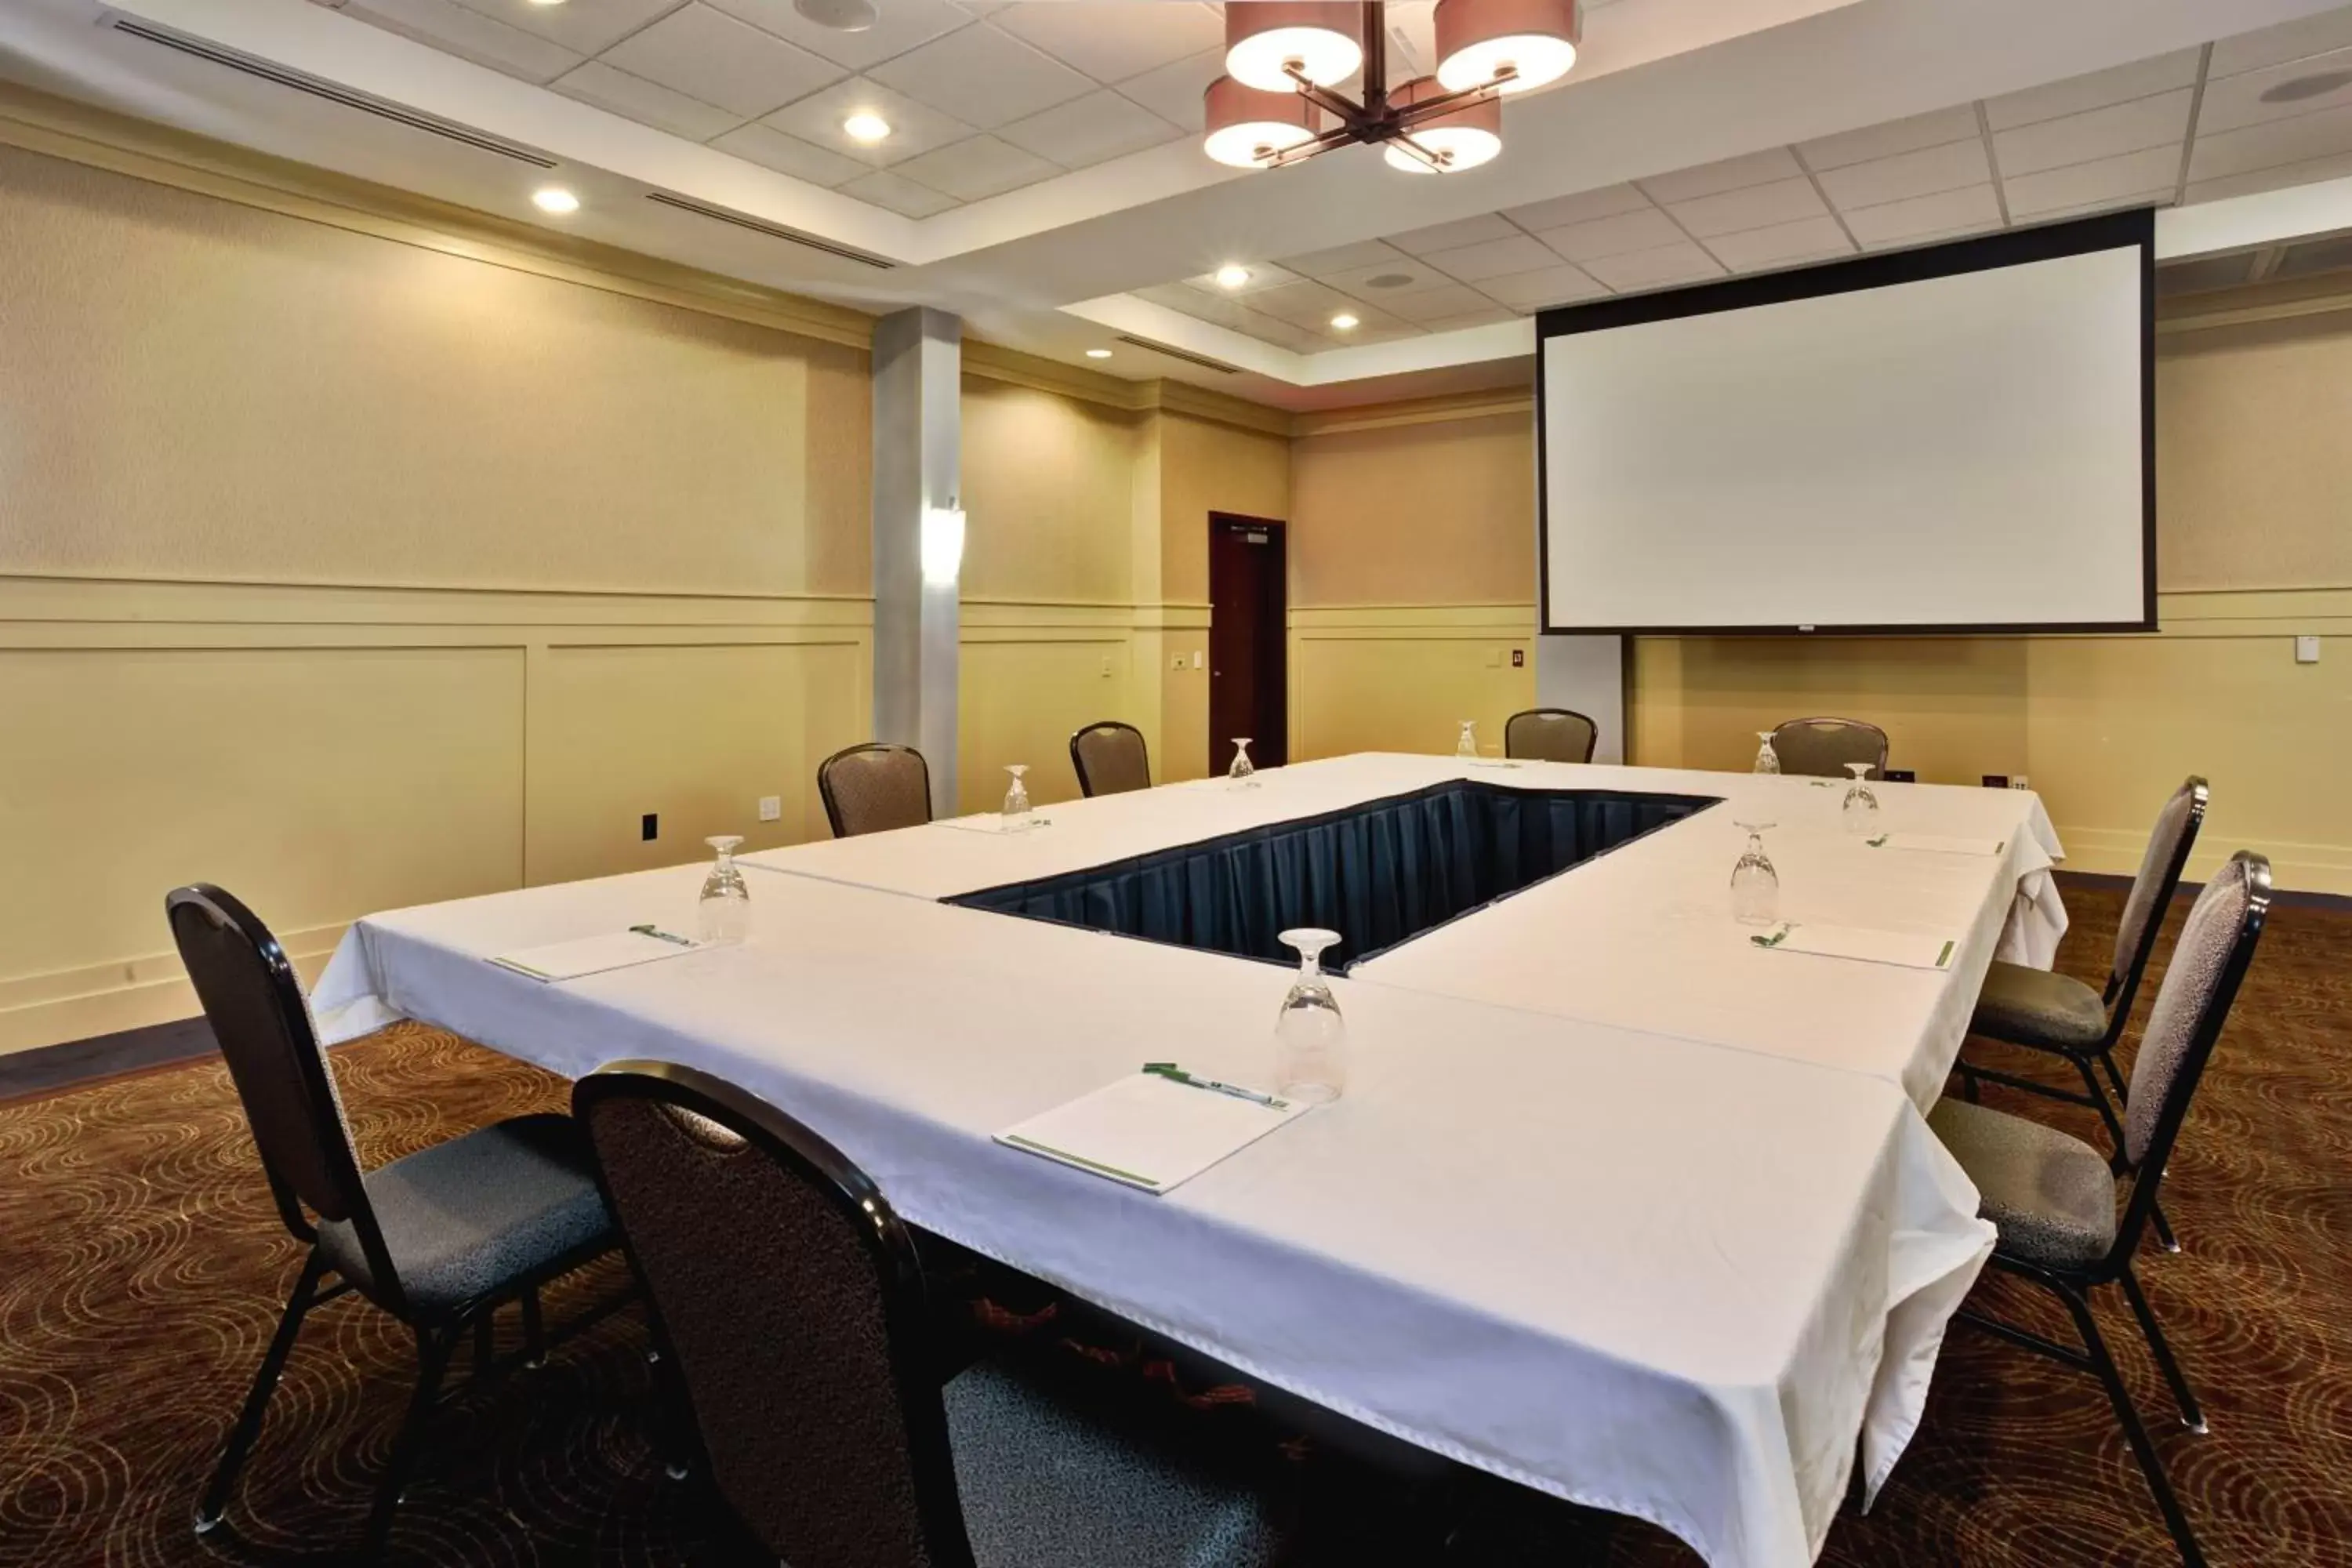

[871,307,963,815]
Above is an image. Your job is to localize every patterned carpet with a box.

[2,885,2347,1567]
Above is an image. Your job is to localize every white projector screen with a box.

[1537,212,2154,634]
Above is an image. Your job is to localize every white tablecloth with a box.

[313,864,1991,1568]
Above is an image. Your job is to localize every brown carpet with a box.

[2,886,2347,1566]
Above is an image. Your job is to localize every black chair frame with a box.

[1956,777,2208,1252]
[574,1059,985,1568]
[171,885,625,1557]
[1069,720,1150,798]
[817,741,933,839]
[1502,708,1599,764]
[1953,851,2270,1568]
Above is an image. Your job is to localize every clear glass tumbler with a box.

[698,835,750,945]
[1456,720,1479,760]
[1842,763,1881,836]
[1753,731,1780,775]
[1274,927,1346,1104]
[1228,738,1258,789]
[1001,764,1033,829]
[1730,821,1779,925]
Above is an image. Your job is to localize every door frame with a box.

[1207,511,1289,770]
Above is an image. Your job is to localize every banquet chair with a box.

[1767,717,1889,778]
[574,1061,1287,1568]
[1504,708,1599,764]
[818,742,933,837]
[1929,851,2270,1568]
[1955,778,2208,1251]
[1069,720,1152,797]
[166,884,618,1558]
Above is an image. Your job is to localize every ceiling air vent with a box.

[1114,336,1240,374]
[643,192,895,269]
[2153,252,2265,299]
[105,16,556,167]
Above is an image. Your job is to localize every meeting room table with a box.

[311,751,2071,1568]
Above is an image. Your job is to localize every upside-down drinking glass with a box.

[698,835,750,945]
[1001,764,1034,829]
[1842,762,1881,836]
[1752,731,1780,775]
[1730,821,1778,925]
[1456,720,1479,760]
[1228,737,1258,789]
[1274,927,1346,1103]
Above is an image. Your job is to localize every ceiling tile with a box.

[1476,264,1609,309]
[1580,241,1726,292]
[1839,183,2002,247]
[840,168,962,216]
[1994,89,2190,177]
[1638,147,1804,205]
[601,4,847,118]
[2004,144,2180,217]
[1388,215,1526,256]
[1232,314,1330,352]
[1110,47,1222,132]
[1666,176,1828,238]
[997,89,1181,167]
[1385,282,1505,321]
[763,76,975,167]
[1315,303,1416,344]
[2014,188,2174,225]
[2196,50,2352,136]
[346,0,582,82]
[1419,234,1563,281]
[1815,138,1990,211]
[1248,279,1361,328]
[869,22,1096,128]
[701,0,977,71]
[1702,214,1854,273]
[1533,205,1686,262]
[1277,239,1411,277]
[709,122,870,185]
[2185,148,2352,204]
[2211,8,2352,79]
[1798,105,1980,172]
[551,60,744,141]
[1502,183,1653,231]
[1137,283,1260,331]
[990,2,1222,84]
[450,0,680,55]
[1182,262,1301,296]
[1419,307,1523,330]
[1984,49,2200,130]
[2187,99,2352,183]
[892,133,1062,200]
[1314,258,1460,298]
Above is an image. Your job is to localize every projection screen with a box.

[1537,210,2154,634]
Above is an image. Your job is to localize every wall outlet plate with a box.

[2011,775,2031,789]
[1171,653,1185,670]
[1511,648,1525,668]
[2297,635,2321,664]
[758,795,782,822]
[1980,775,2009,789]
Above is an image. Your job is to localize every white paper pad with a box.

[995,1072,1309,1194]
[1751,922,1958,971]
[488,930,699,982]
[937,813,1054,835]
[1869,832,2005,856]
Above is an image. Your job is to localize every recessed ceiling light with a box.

[525,0,565,7]
[532,187,579,215]
[1330,312,1359,331]
[1214,263,1252,289]
[843,111,892,144]
[796,0,877,31]
[1086,348,1113,359]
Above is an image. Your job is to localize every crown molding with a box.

[958,339,1293,435]
[1291,389,1536,437]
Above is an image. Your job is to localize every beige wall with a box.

[0,131,874,1054]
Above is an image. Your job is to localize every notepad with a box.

[1867,832,2006,856]
[488,930,699,982]
[1750,921,1958,971]
[995,1072,1310,1195]
[937,813,1054,835]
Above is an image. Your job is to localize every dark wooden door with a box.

[1208,514,1288,770]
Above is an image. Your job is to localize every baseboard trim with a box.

[2052,867,2352,913]
[0,1014,219,1103]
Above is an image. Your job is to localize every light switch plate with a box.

[2296,635,2321,664]
[1099,655,1112,677]
[1192,651,1204,669]
[757,795,782,822]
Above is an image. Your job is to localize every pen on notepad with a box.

[629,924,695,947]
[1143,1062,1288,1109]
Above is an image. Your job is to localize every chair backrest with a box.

[1069,720,1151,797]
[818,743,934,839]
[164,886,400,1294]
[575,1062,974,1568]
[2106,777,2209,1010]
[1504,708,1598,764]
[1768,717,1889,779]
[2110,851,2270,1261]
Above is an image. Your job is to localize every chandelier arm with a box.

[1281,68,1369,122]
[1384,130,1446,170]
[1260,122,1374,169]
[1390,76,1512,125]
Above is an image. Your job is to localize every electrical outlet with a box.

[641,812,659,841]
[1511,648,1525,668]
[2011,775,2031,790]
[1171,652,1185,670]
[1980,775,2008,789]
[2296,635,2321,664]
[758,795,781,822]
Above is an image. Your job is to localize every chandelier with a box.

[1203,0,1581,175]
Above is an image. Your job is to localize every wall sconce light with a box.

[921,503,966,586]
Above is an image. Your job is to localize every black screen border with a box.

[1533,208,2158,637]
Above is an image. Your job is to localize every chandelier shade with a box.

[1434,0,1580,93]
[1203,77,1324,168]
[1381,75,1502,172]
[1224,2,1365,92]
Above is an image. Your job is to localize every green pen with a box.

[630,924,695,947]
[1142,1062,1288,1110]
